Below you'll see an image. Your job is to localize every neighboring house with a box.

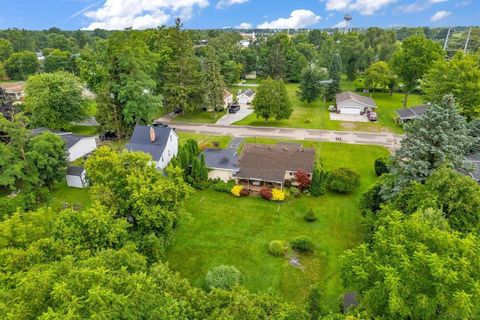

[224,89,234,108]
[31,128,97,162]
[234,143,315,189]
[335,91,377,115]
[126,125,178,170]
[396,104,429,123]
[466,153,480,183]
[238,40,251,48]
[244,71,257,80]
[66,166,88,188]
[0,82,25,102]
[203,148,239,182]
[36,51,45,62]
[237,89,256,105]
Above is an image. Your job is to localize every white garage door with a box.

[340,106,361,115]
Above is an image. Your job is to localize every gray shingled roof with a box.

[235,143,315,183]
[67,166,85,176]
[396,105,429,120]
[240,89,255,97]
[336,91,377,108]
[31,128,93,149]
[126,125,173,161]
[203,148,239,171]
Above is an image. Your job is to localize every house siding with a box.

[68,138,97,162]
[156,130,179,170]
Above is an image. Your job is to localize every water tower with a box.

[343,15,352,34]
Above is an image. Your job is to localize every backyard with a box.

[165,139,389,310]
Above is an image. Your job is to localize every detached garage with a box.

[66,166,88,188]
[336,91,377,115]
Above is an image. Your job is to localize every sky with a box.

[0,0,478,30]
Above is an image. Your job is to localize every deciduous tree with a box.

[4,51,39,80]
[253,78,292,122]
[298,66,328,104]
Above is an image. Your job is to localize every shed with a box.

[66,166,88,188]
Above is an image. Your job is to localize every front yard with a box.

[165,140,389,310]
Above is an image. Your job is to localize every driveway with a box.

[330,113,369,122]
[215,107,253,125]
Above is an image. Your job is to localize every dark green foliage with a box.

[290,235,314,252]
[306,281,329,319]
[44,49,75,73]
[467,119,480,153]
[268,240,286,256]
[0,39,13,62]
[210,180,235,193]
[202,47,225,113]
[298,66,328,104]
[171,139,209,189]
[327,168,361,193]
[253,77,293,122]
[4,51,39,80]
[374,157,390,176]
[326,52,341,100]
[309,165,329,197]
[304,208,318,222]
[206,265,243,291]
[361,179,387,214]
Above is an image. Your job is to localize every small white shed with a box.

[66,166,88,188]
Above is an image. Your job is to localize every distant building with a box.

[237,89,255,105]
[239,39,251,48]
[396,104,430,123]
[0,82,25,102]
[126,125,178,170]
[335,91,377,115]
[203,148,239,182]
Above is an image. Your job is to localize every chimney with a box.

[150,127,156,143]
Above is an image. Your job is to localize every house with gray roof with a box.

[66,166,88,188]
[237,89,256,105]
[126,125,178,170]
[202,148,239,182]
[396,104,429,123]
[335,91,377,115]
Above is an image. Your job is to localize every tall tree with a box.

[326,52,342,101]
[202,47,225,114]
[364,61,395,92]
[0,38,13,62]
[391,35,443,108]
[298,66,328,104]
[24,71,88,130]
[44,49,73,73]
[422,52,480,120]
[253,78,292,122]
[342,208,480,319]
[4,51,39,80]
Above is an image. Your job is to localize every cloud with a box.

[430,10,451,21]
[333,20,347,28]
[325,0,397,16]
[236,22,253,29]
[83,0,209,30]
[398,0,447,13]
[216,0,249,9]
[257,10,321,29]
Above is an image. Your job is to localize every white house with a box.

[237,89,255,105]
[224,89,234,108]
[239,40,251,48]
[31,128,97,162]
[203,148,239,182]
[335,91,377,115]
[126,125,178,170]
[0,82,25,102]
[66,166,88,188]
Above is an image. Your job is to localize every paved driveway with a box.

[215,108,253,125]
[330,113,369,122]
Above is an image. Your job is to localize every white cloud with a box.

[430,10,451,21]
[257,10,321,29]
[83,0,209,30]
[333,20,347,28]
[325,0,397,16]
[216,0,249,9]
[236,22,253,29]
[399,0,448,13]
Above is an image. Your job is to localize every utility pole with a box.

[464,27,472,53]
[443,27,451,51]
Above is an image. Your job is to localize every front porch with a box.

[236,178,284,191]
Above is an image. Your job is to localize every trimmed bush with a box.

[374,157,390,176]
[327,168,361,193]
[290,236,315,252]
[206,265,243,290]
[310,165,329,197]
[231,185,243,197]
[260,188,273,200]
[269,240,286,256]
[210,180,235,193]
[272,188,285,201]
[239,188,250,197]
[304,208,318,222]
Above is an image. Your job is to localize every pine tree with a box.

[326,52,342,101]
[310,165,328,197]
[202,47,225,114]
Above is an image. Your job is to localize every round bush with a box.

[206,265,243,290]
[304,208,318,222]
[374,157,390,176]
[327,168,361,193]
[290,236,315,252]
[269,240,286,256]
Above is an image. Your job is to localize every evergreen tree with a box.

[326,52,341,101]
[202,47,225,114]
[309,165,328,197]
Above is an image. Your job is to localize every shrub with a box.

[239,188,250,197]
[294,170,311,191]
[327,168,360,193]
[272,188,285,201]
[231,185,243,197]
[304,208,318,222]
[374,157,390,176]
[211,180,235,193]
[310,165,329,197]
[206,265,243,290]
[260,188,273,200]
[288,186,300,198]
[269,240,287,256]
[290,236,315,252]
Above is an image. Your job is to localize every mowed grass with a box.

[165,141,389,309]
[234,82,424,134]
[173,111,226,124]
[177,132,232,149]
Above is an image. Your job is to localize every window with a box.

[170,135,172,142]
[168,150,171,157]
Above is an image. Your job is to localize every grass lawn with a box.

[177,132,231,149]
[49,181,92,211]
[165,140,389,310]
[173,111,226,124]
[234,81,424,134]
[68,125,99,135]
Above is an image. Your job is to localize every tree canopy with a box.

[253,77,292,122]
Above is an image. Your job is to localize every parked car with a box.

[174,107,183,114]
[100,131,117,141]
[228,103,240,114]
[152,120,168,128]
[367,110,377,121]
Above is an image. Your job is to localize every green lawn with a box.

[234,82,424,134]
[177,132,232,149]
[68,125,99,135]
[165,141,389,310]
[173,111,226,124]
[49,181,92,211]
